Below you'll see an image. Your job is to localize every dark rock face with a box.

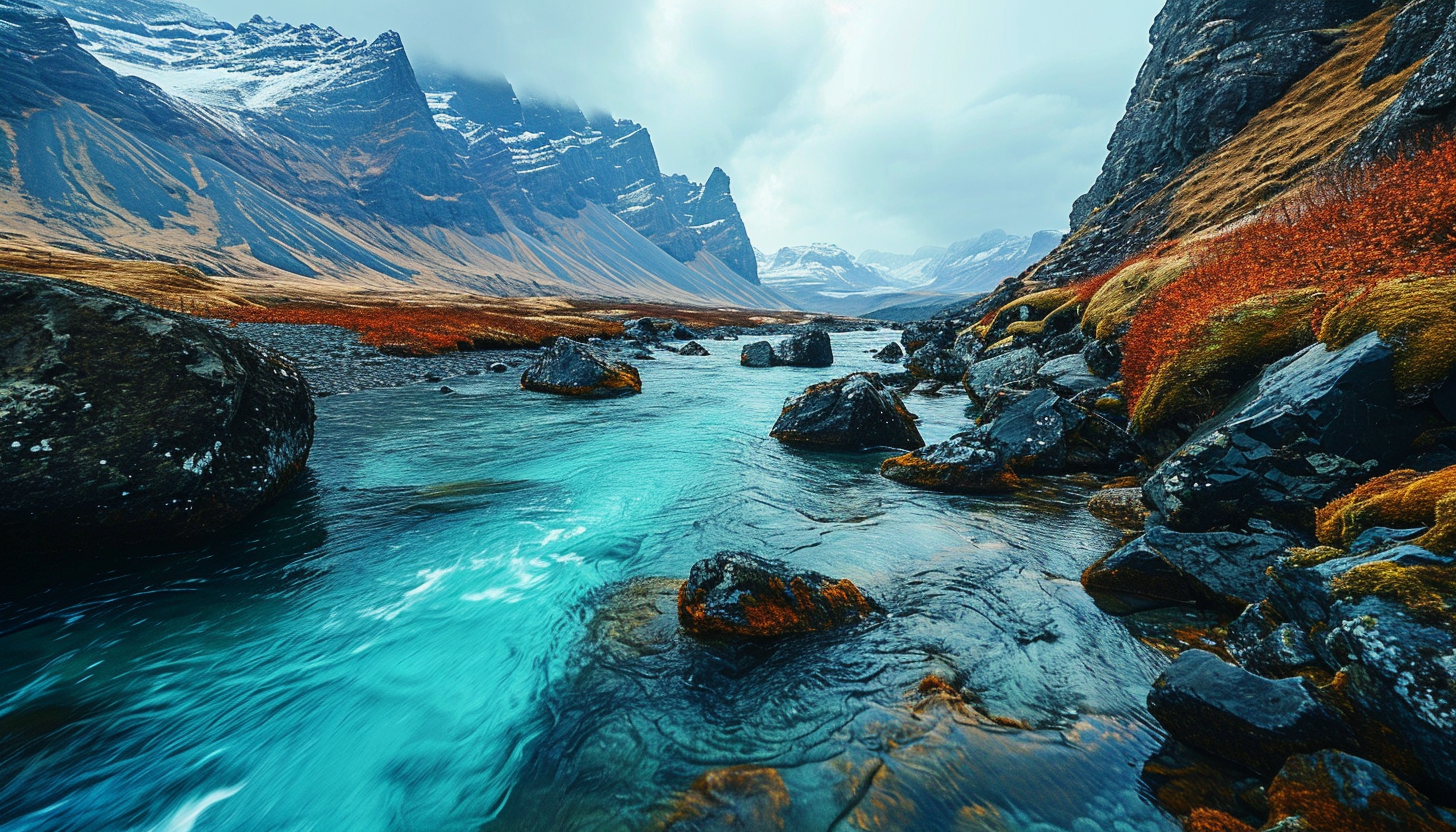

[740,341,774,368]
[677,551,879,639]
[0,275,314,549]
[1083,534,1201,606]
[770,373,924,451]
[772,330,833,368]
[1362,0,1455,85]
[963,348,1043,404]
[873,342,904,363]
[520,338,642,398]
[906,344,968,382]
[1147,650,1356,774]
[1355,0,1456,157]
[677,168,760,284]
[1031,0,1380,284]
[1226,603,1321,679]
[1144,335,1423,531]
[1267,751,1456,831]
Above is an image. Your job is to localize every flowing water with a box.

[0,332,1178,832]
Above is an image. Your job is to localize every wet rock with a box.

[490,362,509,373]
[740,341,774,368]
[1036,353,1106,397]
[520,338,642,398]
[1147,650,1356,774]
[677,551,878,639]
[906,344,967,382]
[880,429,1019,493]
[900,320,956,355]
[770,373,923,451]
[440,386,454,394]
[873,342,904,363]
[772,330,834,368]
[1225,603,1320,679]
[1266,751,1456,832]
[0,275,314,549]
[678,341,710,357]
[1144,335,1424,532]
[963,347,1043,405]
[1268,544,1456,799]
[1088,487,1150,530]
[1085,523,1303,610]
[656,766,791,831]
[672,324,699,341]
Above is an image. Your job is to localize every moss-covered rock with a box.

[1317,466,1456,554]
[1266,751,1456,832]
[1081,252,1194,342]
[1320,274,1456,393]
[677,551,879,639]
[521,338,642,397]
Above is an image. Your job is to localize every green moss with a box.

[1319,273,1456,391]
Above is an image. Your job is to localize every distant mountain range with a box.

[0,0,786,308]
[757,230,1061,316]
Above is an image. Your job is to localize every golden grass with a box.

[1130,288,1324,431]
[1319,274,1456,390]
[1081,250,1195,341]
[1317,466,1456,555]
[1168,6,1414,236]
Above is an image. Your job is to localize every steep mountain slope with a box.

[967,0,1456,316]
[0,0,784,308]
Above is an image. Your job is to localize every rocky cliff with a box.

[0,0,781,308]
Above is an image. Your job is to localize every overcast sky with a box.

[194,0,1162,255]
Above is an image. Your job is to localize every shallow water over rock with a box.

[0,333,1177,832]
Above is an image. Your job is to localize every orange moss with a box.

[1317,466,1456,554]
[653,766,790,832]
[1267,753,1456,832]
[1330,562,1456,626]
[879,454,1021,493]
[676,576,876,639]
[1184,809,1254,832]
[1123,136,1456,425]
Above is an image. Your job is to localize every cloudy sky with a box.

[196,0,1162,255]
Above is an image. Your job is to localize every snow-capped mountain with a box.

[0,0,780,307]
[861,230,1062,295]
[755,244,912,315]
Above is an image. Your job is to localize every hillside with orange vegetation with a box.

[0,241,814,357]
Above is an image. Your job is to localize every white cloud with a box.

[190,0,1161,253]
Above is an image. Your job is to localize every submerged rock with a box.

[1144,335,1424,532]
[677,551,878,639]
[1147,650,1355,774]
[0,274,315,549]
[770,373,923,451]
[656,767,791,831]
[489,362,509,373]
[521,338,642,398]
[678,341,710,357]
[1266,751,1456,832]
[873,342,904,363]
[773,330,834,368]
[740,341,775,368]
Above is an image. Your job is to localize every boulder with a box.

[880,430,1019,493]
[1268,544,1456,800]
[678,551,879,639]
[1036,353,1106,397]
[1144,335,1424,532]
[679,341,711,357]
[901,320,956,355]
[1147,650,1356,774]
[873,342,904,363]
[672,324,699,341]
[773,330,834,367]
[1088,487,1150,530]
[521,338,642,398]
[0,275,314,549]
[770,373,924,451]
[1084,523,1303,610]
[1266,751,1456,832]
[1225,603,1320,679]
[963,347,1043,404]
[906,344,967,382]
[741,341,775,368]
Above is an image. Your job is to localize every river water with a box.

[0,332,1178,832]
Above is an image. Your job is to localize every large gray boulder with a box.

[521,338,642,398]
[1147,650,1356,774]
[773,330,834,367]
[963,347,1042,405]
[1083,522,1305,610]
[771,373,923,451]
[740,341,774,368]
[0,275,315,550]
[1144,334,1423,531]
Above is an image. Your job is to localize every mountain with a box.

[754,244,901,316]
[967,0,1456,316]
[0,0,785,309]
[862,229,1061,295]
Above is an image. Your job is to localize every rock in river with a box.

[873,342,904,363]
[679,341,710,357]
[773,330,834,368]
[1146,650,1355,774]
[1266,750,1456,832]
[678,551,879,639]
[880,430,1019,493]
[521,338,642,398]
[741,341,775,368]
[770,373,924,451]
[0,274,315,549]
